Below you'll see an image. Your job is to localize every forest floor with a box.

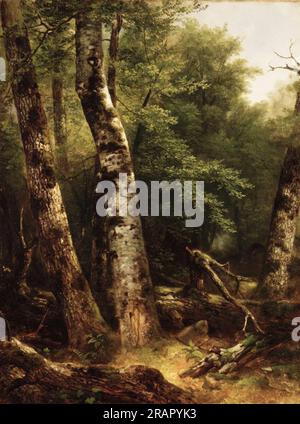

[3,274,300,404]
[110,337,300,404]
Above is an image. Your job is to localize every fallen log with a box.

[180,334,260,378]
[156,287,246,334]
[156,287,300,335]
[180,330,289,379]
[0,339,195,404]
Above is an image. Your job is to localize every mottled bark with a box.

[90,13,122,324]
[260,146,300,299]
[1,0,107,348]
[52,74,69,173]
[75,4,161,349]
[260,93,300,299]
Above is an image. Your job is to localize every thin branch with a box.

[271,41,300,74]
[269,63,300,74]
[274,41,300,67]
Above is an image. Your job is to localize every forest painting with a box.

[1,0,300,408]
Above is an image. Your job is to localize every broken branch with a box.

[186,248,265,334]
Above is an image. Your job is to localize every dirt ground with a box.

[111,337,300,404]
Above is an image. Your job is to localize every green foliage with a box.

[118,16,266,257]
[1,0,294,282]
[76,334,107,362]
[184,341,205,363]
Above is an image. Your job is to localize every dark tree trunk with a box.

[52,74,69,173]
[90,156,116,327]
[75,3,161,349]
[260,92,300,299]
[1,0,108,348]
[260,146,300,299]
[108,13,122,107]
[132,89,152,155]
[0,185,17,269]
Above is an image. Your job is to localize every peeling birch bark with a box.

[75,3,161,349]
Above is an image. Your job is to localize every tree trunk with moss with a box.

[1,0,107,348]
[260,93,300,300]
[75,3,160,349]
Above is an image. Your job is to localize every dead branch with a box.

[274,41,300,67]
[270,41,300,74]
[186,248,264,334]
[269,64,300,74]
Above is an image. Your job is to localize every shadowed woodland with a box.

[1,0,300,404]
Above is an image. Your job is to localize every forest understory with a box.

[1,262,300,404]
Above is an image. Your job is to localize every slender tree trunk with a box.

[1,0,108,348]
[132,89,152,155]
[90,156,116,327]
[75,4,161,349]
[260,92,300,299]
[52,74,69,173]
[108,13,122,108]
[89,12,122,321]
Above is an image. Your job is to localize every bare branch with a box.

[272,40,300,73]
[269,63,300,74]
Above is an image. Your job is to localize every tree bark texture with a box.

[260,90,300,299]
[75,3,161,349]
[260,146,300,299]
